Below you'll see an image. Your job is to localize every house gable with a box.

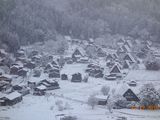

[123,89,140,102]
[110,64,121,74]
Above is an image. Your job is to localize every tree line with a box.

[0,0,160,53]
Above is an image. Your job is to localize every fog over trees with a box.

[0,0,160,52]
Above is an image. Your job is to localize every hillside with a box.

[0,0,160,53]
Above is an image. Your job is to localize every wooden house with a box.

[0,80,11,92]
[0,92,22,106]
[86,64,104,78]
[38,79,60,90]
[34,85,46,96]
[95,95,109,105]
[29,50,39,58]
[48,67,60,78]
[64,55,73,64]
[127,81,137,87]
[72,48,86,62]
[15,49,25,58]
[0,75,12,83]
[12,84,30,96]
[31,55,42,63]
[10,63,23,75]
[28,78,40,89]
[97,48,106,57]
[115,84,140,102]
[17,68,28,77]
[61,74,68,80]
[24,61,36,69]
[89,69,104,78]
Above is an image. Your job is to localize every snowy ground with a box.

[0,63,160,120]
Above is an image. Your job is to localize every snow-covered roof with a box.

[123,45,131,52]
[74,47,86,56]
[5,91,22,100]
[110,63,122,74]
[89,38,94,42]
[126,40,133,48]
[124,53,136,63]
[0,74,13,80]
[13,61,24,68]
[80,57,89,60]
[36,85,46,90]
[0,93,6,99]
[28,77,42,83]
[64,36,72,41]
[115,83,139,96]
[0,49,7,55]
[95,95,108,100]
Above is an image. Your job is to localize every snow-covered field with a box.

[0,64,160,120]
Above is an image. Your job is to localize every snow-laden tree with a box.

[87,95,98,109]
[101,86,110,96]
[139,83,160,109]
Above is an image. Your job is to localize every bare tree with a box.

[101,86,110,96]
[87,95,97,109]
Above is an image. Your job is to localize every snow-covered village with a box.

[0,0,160,120]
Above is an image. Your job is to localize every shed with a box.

[95,95,109,105]
[127,81,137,87]
[71,73,82,82]
[34,85,46,96]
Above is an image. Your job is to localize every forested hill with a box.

[0,0,160,52]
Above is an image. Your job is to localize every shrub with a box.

[139,83,160,108]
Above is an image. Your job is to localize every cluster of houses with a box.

[63,36,155,81]
[0,35,159,107]
[0,48,62,106]
[104,37,153,81]
[85,63,104,78]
